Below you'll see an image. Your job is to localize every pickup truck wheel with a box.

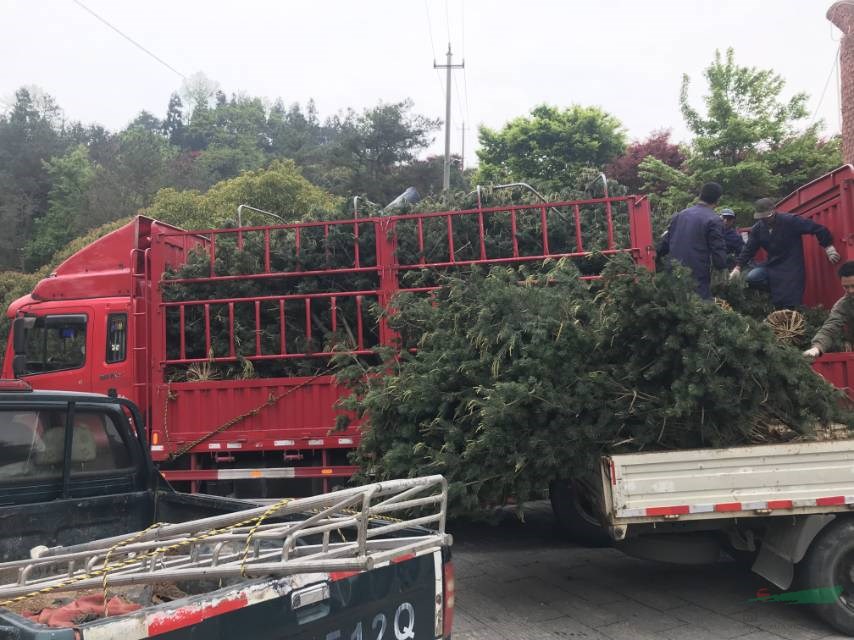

[549,480,611,548]
[800,518,854,635]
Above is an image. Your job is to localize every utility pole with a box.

[434,43,464,194]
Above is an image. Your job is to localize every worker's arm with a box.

[657,214,678,257]
[735,224,760,268]
[793,217,833,247]
[727,229,745,255]
[811,297,849,354]
[707,218,727,270]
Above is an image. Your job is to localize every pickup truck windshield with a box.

[0,408,132,480]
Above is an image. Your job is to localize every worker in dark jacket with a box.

[803,261,854,358]
[719,208,744,267]
[658,182,727,299]
[730,198,841,309]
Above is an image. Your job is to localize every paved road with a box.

[449,502,849,640]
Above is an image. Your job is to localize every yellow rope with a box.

[2,497,411,608]
[240,498,293,577]
[0,496,295,608]
[102,522,164,615]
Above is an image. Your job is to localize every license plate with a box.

[319,601,419,640]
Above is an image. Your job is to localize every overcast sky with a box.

[0,0,843,165]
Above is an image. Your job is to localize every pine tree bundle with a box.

[336,256,852,514]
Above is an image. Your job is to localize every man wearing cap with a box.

[803,260,854,359]
[658,182,728,300]
[719,208,744,267]
[730,198,841,309]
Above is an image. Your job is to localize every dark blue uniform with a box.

[658,203,727,299]
[736,213,833,309]
[723,227,744,257]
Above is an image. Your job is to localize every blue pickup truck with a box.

[0,382,454,639]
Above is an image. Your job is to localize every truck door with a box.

[91,310,136,400]
[13,310,93,392]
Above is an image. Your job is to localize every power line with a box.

[71,0,186,79]
[453,73,466,124]
[453,72,466,169]
[459,0,471,141]
[423,0,447,105]
[837,47,842,134]
[423,0,439,60]
[811,45,840,125]
[461,0,466,60]
[444,0,452,47]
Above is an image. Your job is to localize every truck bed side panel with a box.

[77,554,439,640]
[605,439,854,524]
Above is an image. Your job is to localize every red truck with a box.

[2,167,852,496]
[1,192,654,495]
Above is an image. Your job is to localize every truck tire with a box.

[799,517,854,635]
[549,480,611,548]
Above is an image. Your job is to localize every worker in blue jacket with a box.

[730,198,841,309]
[658,182,728,300]
[719,208,744,267]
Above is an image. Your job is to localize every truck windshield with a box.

[0,408,132,480]
[21,315,87,375]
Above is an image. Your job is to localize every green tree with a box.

[0,88,70,269]
[162,93,187,147]
[642,48,842,228]
[475,104,627,193]
[143,159,339,229]
[322,100,440,202]
[177,93,271,185]
[86,127,178,226]
[23,145,94,270]
[393,154,469,200]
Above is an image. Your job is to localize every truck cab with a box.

[8,298,134,400]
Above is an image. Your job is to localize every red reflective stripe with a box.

[147,593,247,635]
[816,496,846,506]
[609,459,616,486]
[767,500,793,510]
[391,553,415,564]
[330,571,359,582]
[646,505,689,516]
[443,561,455,638]
[714,503,743,512]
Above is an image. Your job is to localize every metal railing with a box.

[0,476,449,600]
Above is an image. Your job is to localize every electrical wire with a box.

[71,0,186,79]
[453,73,466,124]
[837,47,843,134]
[423,0,439,60]
[460,0,471,137]
[811,45,840,124]
[423,0,446,103]
[445,0,452,47]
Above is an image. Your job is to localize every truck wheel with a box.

[800,517,854,635]
[549,480,611,548]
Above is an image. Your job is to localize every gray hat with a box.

[754,198,777,220]
[719,208,736,218]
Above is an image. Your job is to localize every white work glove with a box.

[825,245,841,264]
[803,346,821,359]
[728,266,741,280]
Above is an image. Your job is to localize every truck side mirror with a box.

[12,354,27,377]
[12,316,35,355]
